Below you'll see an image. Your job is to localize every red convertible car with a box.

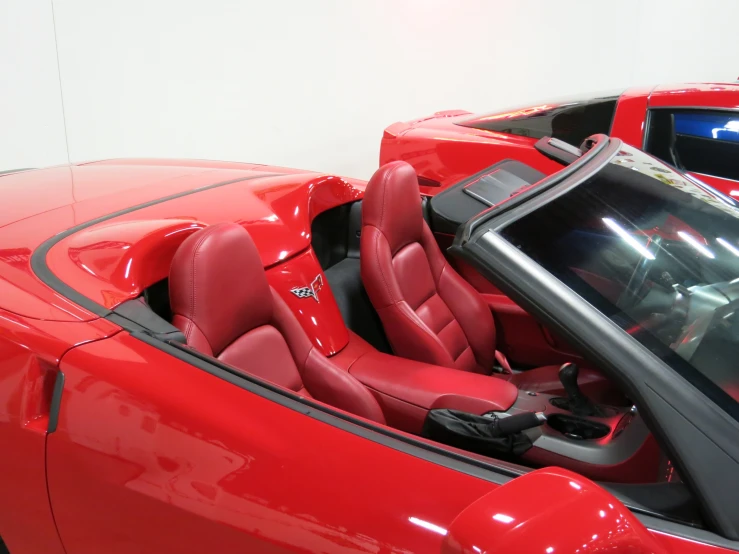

[380,83,739,196]
[0,134,738,553]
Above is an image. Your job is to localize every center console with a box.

[484,363,656,483]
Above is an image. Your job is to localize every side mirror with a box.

[442,468,667,554]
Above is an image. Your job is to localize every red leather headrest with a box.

[362,161,423,254]
[169,222,272,355]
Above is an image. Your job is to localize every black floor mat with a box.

[324,257,392,353]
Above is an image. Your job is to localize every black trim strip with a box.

[648,105,739,114]
[639,514,739,552]
[642,107,654,150]
[0,167,34,176]
[30,173,281,316]
[48,371,65,433]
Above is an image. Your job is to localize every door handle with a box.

[21,360,65,434]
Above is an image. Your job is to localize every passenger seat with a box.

[169,222,386,424]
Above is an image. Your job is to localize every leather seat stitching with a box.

[393,302,455,366]
[373,229,395,305]
[378,164,394,233]
[185,318,211,353]
[438,263,486,369]
[413,289,440,312]
[435,316,458,337]
[454,344,472,363]
[183,229,213,349]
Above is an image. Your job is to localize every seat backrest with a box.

[360,161,496,374]
[169,222,385,423]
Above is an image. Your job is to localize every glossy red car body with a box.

[380,83,739,196]
[0,159,732,553]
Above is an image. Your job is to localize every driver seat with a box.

[360,161,602,394]
[169,222,386,424]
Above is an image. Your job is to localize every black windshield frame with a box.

[497,160,739,420]
[452,138,739,539]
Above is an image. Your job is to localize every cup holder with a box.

[547,413,610,440]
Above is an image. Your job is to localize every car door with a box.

[45,331,502,554]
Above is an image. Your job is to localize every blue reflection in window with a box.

[674,112,739,143]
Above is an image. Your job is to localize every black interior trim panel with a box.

[429,160,546,235]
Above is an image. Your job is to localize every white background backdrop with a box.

[2,0,738,178]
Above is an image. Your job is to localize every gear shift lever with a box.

[551,363,606,417]
[559,363,586,404]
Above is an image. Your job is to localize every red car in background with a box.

[380,83,739,196]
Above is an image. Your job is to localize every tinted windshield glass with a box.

[458,94,619,146]
[499,148,739,410]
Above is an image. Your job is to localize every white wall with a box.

[3,0,739,178]
[0,2,68,171]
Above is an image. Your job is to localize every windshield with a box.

[498,147,739,409]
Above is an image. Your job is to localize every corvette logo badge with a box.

[290,274,323,303]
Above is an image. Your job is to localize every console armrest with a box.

[349,351,517,415]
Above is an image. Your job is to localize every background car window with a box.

[457,96,619,146]
[498,149,739,421]
[645,109,739,182]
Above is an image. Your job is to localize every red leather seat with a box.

[360,161,600,394]
[169,222,386,424]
